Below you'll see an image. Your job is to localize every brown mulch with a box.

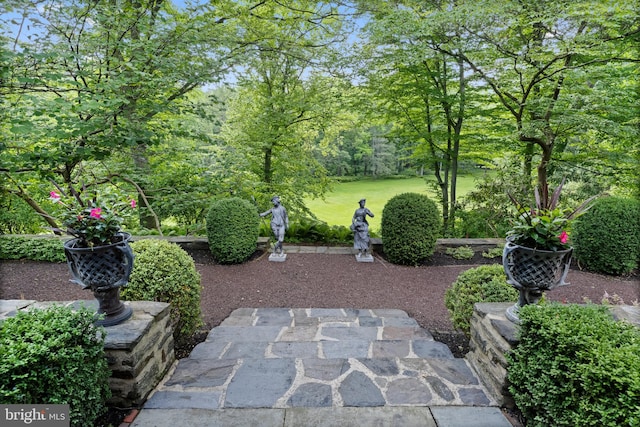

[1,247,638,336]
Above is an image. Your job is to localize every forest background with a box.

[1,0,638,240]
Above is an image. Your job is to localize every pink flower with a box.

[130,199,136,208]
[49,191,61,201]
[89,208,102,219]
[558,231,569,244]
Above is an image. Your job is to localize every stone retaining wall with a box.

[466,302,640,408]
[0,299,175,408]
[104,301,175,407]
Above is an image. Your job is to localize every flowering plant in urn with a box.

[503,178,596,323]
[506,178,593,251]
[49,184,137,326]
[49,188,136,247]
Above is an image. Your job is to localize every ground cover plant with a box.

[0,305,111,427]
[508,303,640,427]
[0,235,66,262]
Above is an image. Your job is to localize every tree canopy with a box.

[1,0,638,235]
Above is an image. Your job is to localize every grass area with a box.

[305,174,481,234]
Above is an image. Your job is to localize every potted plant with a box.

[49,187,137,326]
[503,179,594,322]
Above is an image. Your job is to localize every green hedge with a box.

[0,306,111,427]
[381,192,440,265]
[508,303,640,427]
[206,197,259,264]
[573,196,640,275]
[0,235,66,262]
[445,264,517,335]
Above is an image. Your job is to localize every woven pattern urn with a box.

[64,232,134,326]
[502,238,572,323]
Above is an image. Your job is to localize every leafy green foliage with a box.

[481,245,504,259]
[122,240,202,339]
[0,236,66,262]
[0,305,111,427]
[206,197,260,264]
[445,245,474,260]
[573,197,640,275]
[508,303,640,427]
[0,194,43,234]
[444,264,517,335]
[264,217,353,245]
[381,192,440,265]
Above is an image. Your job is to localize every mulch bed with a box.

[2,246,637,357]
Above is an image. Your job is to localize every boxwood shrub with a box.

[445,264,517,335]
[206,197,260,264]
[508,303,640,427]
[381,192,440,266]
[573,196,640,275]
[122,239,203,340]
[0,305,111,427]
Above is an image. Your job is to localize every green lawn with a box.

[304,175,481,234]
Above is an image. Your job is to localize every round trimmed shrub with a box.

[445,264,517,335]
[381,192,441,265]
[0,305,111,427]
[206,197,260,264]
[573,196,640,275]
[122,239,202,339]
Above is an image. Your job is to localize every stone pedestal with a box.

[269,252,287,262]
[355,253,374,263]
[102,301,175,406]
[465,303,518,409]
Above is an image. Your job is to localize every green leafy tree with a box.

[0,0,297,230]
[219,2,348,212]
[358,2,483,235]
[428,0,640,202]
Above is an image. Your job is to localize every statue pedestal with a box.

[269,252,287,262]
[355,253,374,263]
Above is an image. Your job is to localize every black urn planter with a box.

[64,232,134,326]
[502,238,572,323]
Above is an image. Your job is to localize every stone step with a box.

[205,324,434,343]
[220,308,417,327]
[146,356,494,409]
[189,338,453,360]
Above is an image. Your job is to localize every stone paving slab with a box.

[130,407,514,427]
[153,355,491,408]
[148,308,495,409]
[136,308,513,425]
[141,307,505,424]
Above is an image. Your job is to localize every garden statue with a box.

[260,196,289,261]
[351,198,374,262]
